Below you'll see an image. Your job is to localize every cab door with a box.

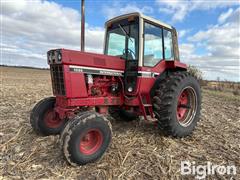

[104,17,140,94]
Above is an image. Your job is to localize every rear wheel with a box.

[152,71,201,137]
[30,97,65,135]
[176,87,197,127]
[61,112,112,166]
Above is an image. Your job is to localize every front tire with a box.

[30,97,65,135]
[152,71,201,137]
[61,112,112,166]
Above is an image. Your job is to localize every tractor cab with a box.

[104,12,180,94]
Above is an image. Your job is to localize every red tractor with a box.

[30,12,201,166]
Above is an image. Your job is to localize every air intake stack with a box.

[81,0,85,51]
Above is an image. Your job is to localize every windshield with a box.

[105,17,139,60]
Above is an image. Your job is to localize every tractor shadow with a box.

[110,117,165,137]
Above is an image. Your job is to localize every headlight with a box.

[128,86,133,92]
[48,52,52,63]
[57,52,62,61]
[47,50,62,63]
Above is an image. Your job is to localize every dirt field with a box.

[0,66,239,179]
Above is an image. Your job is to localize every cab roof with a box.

[105,12,173,30]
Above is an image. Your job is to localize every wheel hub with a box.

[79,129,103,155]
[176,87,197,127]
[44,110,63,128]
[177,91,188,121]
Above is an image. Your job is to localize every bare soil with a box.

[0,66,239,179]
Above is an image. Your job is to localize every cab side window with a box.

[143,22,163,67]
[163,29,174,60]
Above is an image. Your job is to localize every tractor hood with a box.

[47,49,125,71]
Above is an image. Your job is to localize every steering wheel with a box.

[123,48,136,60]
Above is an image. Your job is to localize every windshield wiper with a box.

[118,24,133,43]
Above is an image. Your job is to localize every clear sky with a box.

[1,0,240,81]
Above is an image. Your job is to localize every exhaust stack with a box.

[81,0,85,51]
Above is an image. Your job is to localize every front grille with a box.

[50,65,65,95]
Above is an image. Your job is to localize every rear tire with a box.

[30,97,65,135]
[152,71,201,137]
[109,106,138,121]
[61,112,112,166]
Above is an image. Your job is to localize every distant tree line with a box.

[0,64,49,70]
[187,65,240,96]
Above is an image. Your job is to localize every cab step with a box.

[138,93,154,120]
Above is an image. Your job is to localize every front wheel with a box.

[30,97,65,135]
[152,71,201,137]
[61,112,112,166]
